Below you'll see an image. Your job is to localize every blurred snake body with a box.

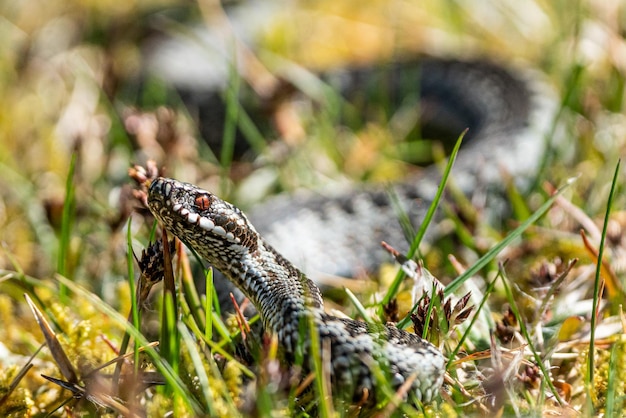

[244,59,555,282]
[148,177,446,403]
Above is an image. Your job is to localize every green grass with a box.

[0,0,625,416]
[587,159,621,412]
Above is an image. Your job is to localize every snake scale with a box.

[146,22,556,405]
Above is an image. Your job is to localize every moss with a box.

[583,336,626,413]
[0,366,34,418]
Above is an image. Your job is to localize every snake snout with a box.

[147,177,175,204]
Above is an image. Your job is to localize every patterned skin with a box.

[147,177,445,404]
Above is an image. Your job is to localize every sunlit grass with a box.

[0,0,625,416]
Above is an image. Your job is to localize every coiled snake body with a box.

[148,177,446,403]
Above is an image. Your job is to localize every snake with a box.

[145,0,557,282]
[145,21,557,404]
[147,177,446,404]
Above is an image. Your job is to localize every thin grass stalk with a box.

[163,291,179,390]
[499,264,564,406]
[587,159,620,408]
[344,288,373,324]
[57,152,77,301]
[382,129,465,306]
[178,323,217,415]
[178,247,206,332]
[112,217,140,392]
[309,314,334,417]
[444,178,575,297]
[205,268,214,342]
[127,217,141,372]
[604,337,621,417]
[447,275,498,371]
[420,282,439,341]
[160,230,178,372]
[220,50,240,197]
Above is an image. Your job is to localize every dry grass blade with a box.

[89,342,160,375]
[24,294,78,383]
[230,293,251,335]
[580,229,625,300]
[537,258,578,319]
[41,374,138,417]
[25,295,140,413]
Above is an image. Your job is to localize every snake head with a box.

[147,177,259,262]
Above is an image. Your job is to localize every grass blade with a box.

[499,263,564,406]
[25,294,77,383]
[57,152,77,300]
[127,217,140,368]
[205,268,213,342]
[160,229,178,371]
[177,323,217,416]
[344,287,373,324]
[382,129,466,306]
[220,51,240,197]
[587,159,620,407]
[444,178,575,297]
[113,217,140,391]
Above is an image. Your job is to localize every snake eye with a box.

[194,194,211,210]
